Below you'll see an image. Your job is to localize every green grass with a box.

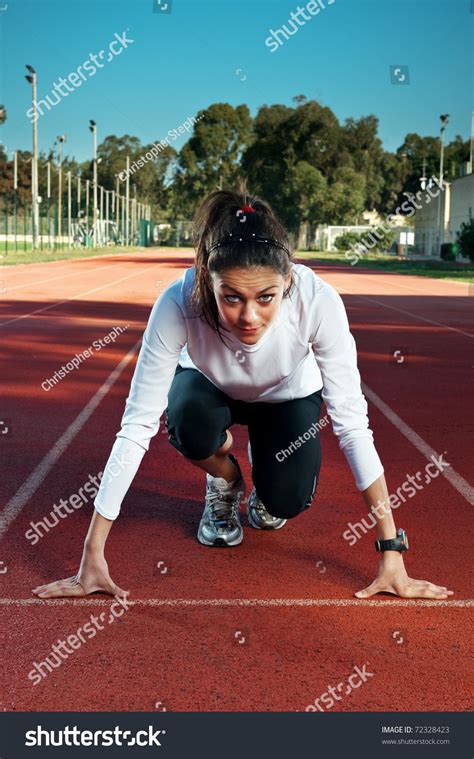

[294,250,474,283]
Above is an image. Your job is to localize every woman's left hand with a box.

[354,556,454,599]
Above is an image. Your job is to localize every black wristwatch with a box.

[375,528,409,553]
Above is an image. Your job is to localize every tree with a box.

[0,151,33,206]
[456,219,474,261]
[285,161,327,231]
[239,104,293,217]
[377,151,408,215]
[172,103,253,217]
[395,133,441,205]
[80,134,176,218]
[93,134,142,189]
[324,166,366,225]
[444,135,470,178]
[340,115,385,210]
[242,98,343,230]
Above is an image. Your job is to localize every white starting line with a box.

[0,598,471,608]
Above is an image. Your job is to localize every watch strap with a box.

[376,537,399,551]
[375,529,408,552]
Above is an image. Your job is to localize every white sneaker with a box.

[197,454,246,547]
[247,441,287,530]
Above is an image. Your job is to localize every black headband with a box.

[208,232,290,256]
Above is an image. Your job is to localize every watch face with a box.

[398,528,408,550]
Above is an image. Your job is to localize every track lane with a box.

[1,251,472,712]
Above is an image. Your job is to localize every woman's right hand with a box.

[32,547,129,600]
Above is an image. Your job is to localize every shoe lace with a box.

[252,491,279,521]
[256,503,268,516]
[253,492,268,515]
[207,488,239,526]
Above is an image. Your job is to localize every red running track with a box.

[0,249,472,712]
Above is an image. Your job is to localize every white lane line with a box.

[341,290,473,338]
[3,263,113,292]
[362,382,474,505]
[347,273,470,297]
[0,339,141,541]
[0,598,471,608]
[0,265,157,328]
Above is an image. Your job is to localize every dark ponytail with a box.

[190,182,294,344]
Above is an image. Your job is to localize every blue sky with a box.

[0,0,472,163]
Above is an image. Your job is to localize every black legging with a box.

[164,365,323,519]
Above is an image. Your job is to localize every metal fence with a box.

[0,160,152,253]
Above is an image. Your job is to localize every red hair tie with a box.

[240,205,255,212]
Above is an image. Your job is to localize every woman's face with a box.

[208,266,291,344]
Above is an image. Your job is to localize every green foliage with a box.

[91,134,176,217]
[456,219,474,261]
[2,92,471,232]
[324,167,366,225]
[340,115,385,210]
[334,225,396,253]
[395,132,469,210]
[369,225,396,250]
[333,231,364,251]
[172,103,253,218]
[287,161,327,227]
[242,100,348,230]
[0,150,34,205]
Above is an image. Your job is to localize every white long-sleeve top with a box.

[94,262,384,519]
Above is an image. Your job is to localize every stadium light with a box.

[55,134,67,238]
[436,114,450,257]
[24,64,39,249]
[89,120,98,245]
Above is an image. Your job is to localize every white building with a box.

[446,173,474,248]
[414,169,473,257]
[312,224,413,253]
